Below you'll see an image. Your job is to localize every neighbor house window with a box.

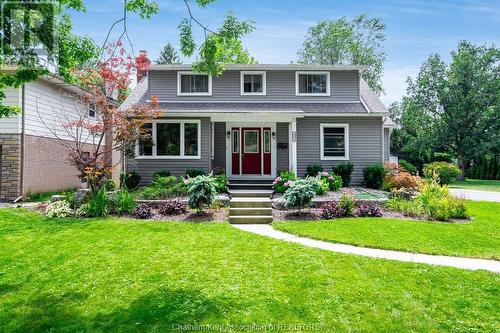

[241,71,266,95]
[320,124,349,160]
[177,72,212,95]
[88,104,96,118]
[136,120,201,158]
[296,72,330,96]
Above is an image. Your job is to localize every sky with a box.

[70,0,500,106]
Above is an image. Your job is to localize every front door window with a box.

[244,130,259,153]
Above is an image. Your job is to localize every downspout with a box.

[20,85,25,198]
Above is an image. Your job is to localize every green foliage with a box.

[306,164,323,177]
[156,43,182,64]
[333,163,354,187]
[139,176,186,200]
[273,170,297,194]
[298,15,386,95]
[467,155,500,180]
[319,172,342,191]
[432,152,454,163]
[45,200,73,218]
[399,160,418,175]
[363,163,385,189]
[84,187,109,217]
[152,170,171,180]
[185,168,205,178]
[283,178,317,214]
[111,189,137,215]
[120,172,141,190]
[213,173,228,194]
[423,162,461,185]
[315,178,330,195]
[125,0,159,19]
[186,175,217,212]
[385,198,425,217]
[338,194,355,216]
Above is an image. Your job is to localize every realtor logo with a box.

[1,1,58,70]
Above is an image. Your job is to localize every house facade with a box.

[122,64,392,184]
[0,74,119,201]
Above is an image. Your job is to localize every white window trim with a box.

[177,71,212,96]
[295,71,331,96]
[240,71,266,96]
[320,123,349,160]
[135,119,202,159]
[263,129,271,153]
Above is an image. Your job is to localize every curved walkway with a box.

[450,188,500,202]
[232,224,500,274]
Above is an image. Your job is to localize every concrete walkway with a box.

[450,188,500,202]
[232,224,500,274]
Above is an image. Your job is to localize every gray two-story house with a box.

[122,64,393,185]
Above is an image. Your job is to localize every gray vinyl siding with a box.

[296,116,383,185]
[276,122,289,171]
[149,70,359,102]
[384,128,390,162]
[212,122,226,170]
[127,117,211,184]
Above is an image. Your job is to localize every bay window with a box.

[136,120,201,159]
[320,124,349,160]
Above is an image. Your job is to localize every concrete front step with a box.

[229,189,273,198]
[229,179,274,185]
[229,215,273,224]
[228,183,273,190]
[230,197,272,208]
[229,207,273,216]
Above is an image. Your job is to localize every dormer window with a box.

[296,71,330,96]
[241,71,266,95]
[177,71,212,96]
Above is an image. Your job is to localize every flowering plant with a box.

[273,170,297,193]
[318,172,342,191]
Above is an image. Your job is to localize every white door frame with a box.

[225,122,277,179]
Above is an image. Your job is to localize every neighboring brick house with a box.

[0,74,119,201]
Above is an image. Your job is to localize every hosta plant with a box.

[283,178,317,214]
[45,200,73,218]
[185,175,217,212]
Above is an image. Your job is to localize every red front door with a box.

[241,128,261,174]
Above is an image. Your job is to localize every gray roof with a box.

[149,64,367,71]
[360,78,387,114]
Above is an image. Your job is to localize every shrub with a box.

[319,172,342,191]
[63,191,79,209]
[432,152,454,163]
[185,168,205,178]
[45,200,73,218]
[212,167,226,175]
[152,170,171,180]
[363,163,385,189]
[272,170,297,194]
[283,178,317,214]
[383,162,423,192]
[333,162,354,187]
[85,187,109,217]
[140,176,186,200]
[306,164,323,177]
[158,198,187,215]
[133,203,154,219]
[385,198,425,217]
[315,178,330,195]
[213,173,228,194]
[320,201,345,219]
[423,162,461,185]
[355,202,382,217]
[426,196,468,221]
[120,171,141,190]
[339,193,355,216]
[399,159,418,175]
[388,188,414,200]
[186,175,217,212]
[112,189,137,215]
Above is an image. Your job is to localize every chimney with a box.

[136,49,149,83]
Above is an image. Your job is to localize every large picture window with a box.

[136,120,201,159]
[296,72,330,96]
[178,72,212,95]
[320,124,349,160]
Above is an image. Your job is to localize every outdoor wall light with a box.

[272,131,276,140]
[226,131,231,139]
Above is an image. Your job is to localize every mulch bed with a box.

[148,208,229,222]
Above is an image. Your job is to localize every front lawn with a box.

[274,201,500,260]
[449,179,500,192]
[0,209,499,332]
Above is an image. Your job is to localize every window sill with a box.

[177,92,212,96]
[320,156,350,161]
[296,93,331,97]
[135,156,202,160]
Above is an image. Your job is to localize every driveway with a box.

[450,189,500,202]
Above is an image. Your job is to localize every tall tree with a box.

[297,15,386,95]
[156,43,182,64]
[392,41,500,173]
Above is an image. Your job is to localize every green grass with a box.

[24,189,77,203]
[0,209,499,332]
[449,179,500,192]
[274,201,500,260]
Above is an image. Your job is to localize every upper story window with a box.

[296,71,330,96]
[241,71,266,95]
[320,124,349,160]
[87,104,96,118]
[177,72,212,96]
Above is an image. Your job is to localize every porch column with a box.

[290,120,297,174]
